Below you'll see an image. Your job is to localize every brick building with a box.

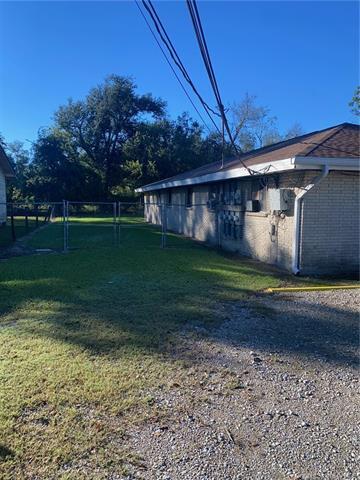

[137,123,360,276]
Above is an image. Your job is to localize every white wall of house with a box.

[144,170,359,275]
[0,168,6,224]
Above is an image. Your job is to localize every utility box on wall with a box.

[246,200,261,212]
[268,189,290,211]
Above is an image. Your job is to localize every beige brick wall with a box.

[300,171,360,275]
[144,170,359,275]
[0,168,6,223]
[144,186,217,244]
[217,172,315,269]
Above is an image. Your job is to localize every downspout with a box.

[291,165,329,275]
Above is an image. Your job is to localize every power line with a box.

[135,0,212,133]
[146,0,219,120]
[139,0,221,134]
[186,0,255,174]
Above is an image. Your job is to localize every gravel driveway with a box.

[124,289,359,480]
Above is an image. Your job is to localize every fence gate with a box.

[1,200,220,253]
[63,201,118,251]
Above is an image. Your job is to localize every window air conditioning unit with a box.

[246,200,260,212]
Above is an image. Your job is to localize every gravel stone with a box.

[124,289,359,480]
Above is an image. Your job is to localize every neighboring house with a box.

[0,145,15,224]
[137,122,360,276]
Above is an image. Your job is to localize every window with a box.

[186,187,193,207]
[222,210,244,240]
[208,184,219,210]
[167,189,172,206]
[251,179,266,211]
[222,180,240,205]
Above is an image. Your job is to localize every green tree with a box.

[54,75,165,198]
[2,77,305,203]
[230,94,302,151]
[121,114,213,191]
[4,140,32,202]
[29,129,96,201]
[349,86,360,116]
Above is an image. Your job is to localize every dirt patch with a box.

[0,225,56,259]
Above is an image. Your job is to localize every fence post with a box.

[66,201,69,251]
[160,203,166,248]
[50,205,55,222]
[25,208,29,232]
[118,201,121,246]
[113,201,117,246]
[63,200,67,252]
[217,206,221,248]
[35,204,39,228]
[10,204,16,241]
[45,206,51,223]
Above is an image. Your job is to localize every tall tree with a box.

[121,114,208,191]
[28,129,97,201]
[4,140,32,202]
[54,75,165,198]
[229,94,302,152]
[2,76,305,203]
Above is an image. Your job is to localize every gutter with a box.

[136,156,359,193]
[291,165,329,275]
[294,156,359,170]
[135,158,295,192]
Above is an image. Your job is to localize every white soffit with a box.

[136,155,360,192]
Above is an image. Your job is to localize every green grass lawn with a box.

[0,219,351,478]
[26,216,199,251]
[0,218,42,248]
[0,216,151,251]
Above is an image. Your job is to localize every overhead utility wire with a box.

[186,0,255,174]
[146,0,219,120]
[135,1,212,133]
[140,0,221,134]
[186,0,238,143]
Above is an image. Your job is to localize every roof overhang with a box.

[293,156,360,169]
[136,156,360,193]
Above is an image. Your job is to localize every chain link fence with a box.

[146,201,219,249]
[1,200,252,253]
[63,202,118,250]
[0,202,63,250]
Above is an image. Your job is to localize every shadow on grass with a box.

[0,445,14,460]
[0,223,358,368]
[214,291,358,367]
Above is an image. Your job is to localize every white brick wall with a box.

[144,186,217,244]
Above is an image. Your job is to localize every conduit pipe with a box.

[292,165,329,275]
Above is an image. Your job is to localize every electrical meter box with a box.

[246,200,260,212]
[268,189,290,211]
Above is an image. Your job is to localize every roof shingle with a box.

[139,122,360,191]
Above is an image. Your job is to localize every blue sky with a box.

[0,1,359,144]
